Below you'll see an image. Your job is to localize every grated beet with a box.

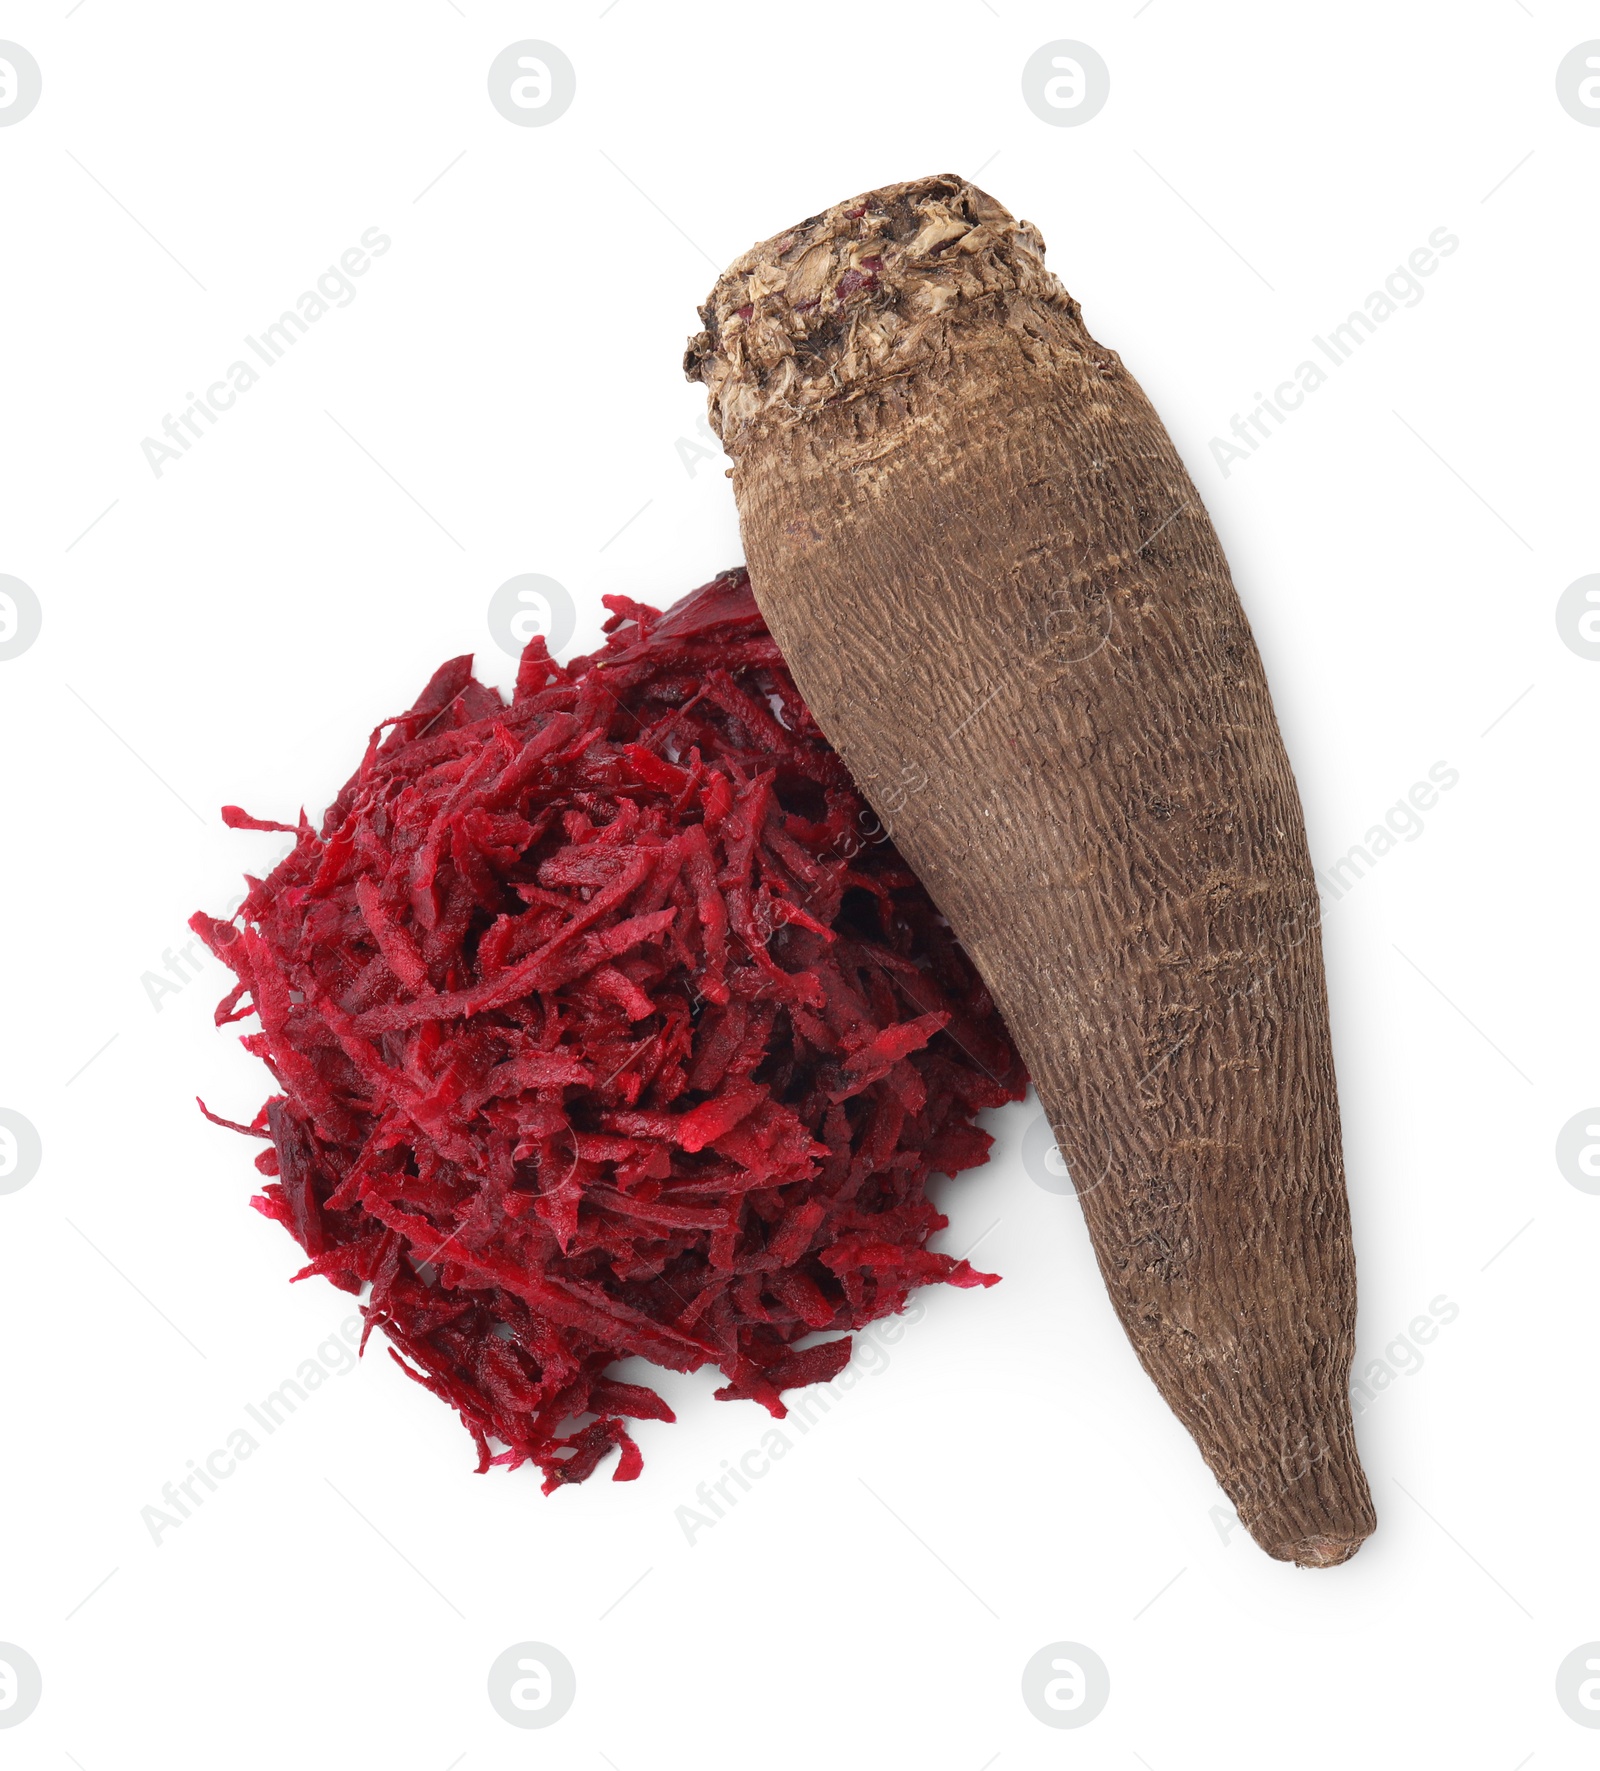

[194,569,1026,1491]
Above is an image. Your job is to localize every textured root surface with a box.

[689,173,1375,1561]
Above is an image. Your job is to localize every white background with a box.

[1,2,1596,1765]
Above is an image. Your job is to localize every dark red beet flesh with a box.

[194,569,1025,1490]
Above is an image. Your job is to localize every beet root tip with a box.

[1237,1458,1376,1569]
[1276,1531,1371,1570]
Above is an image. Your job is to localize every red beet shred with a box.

[194,569,1025,1491]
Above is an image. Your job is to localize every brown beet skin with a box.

[686,174,1375,1566]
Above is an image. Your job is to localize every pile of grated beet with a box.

[194,568,1026,1491]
